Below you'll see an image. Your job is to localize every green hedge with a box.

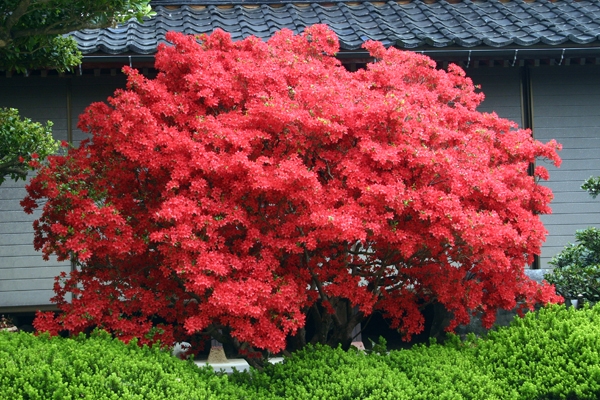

[231,340,512,400]
[3,304,600,399]
[0,330,247,400]
[476,304,600,400]
[233,304,600,400]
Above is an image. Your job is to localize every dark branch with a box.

[4,0,32,33]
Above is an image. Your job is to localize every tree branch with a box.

[4,0,32,33]
[305,249,327,303]
[0,165,28,179]
[205,325,229,344]
[351,311,373,341]
[304,248,344,328]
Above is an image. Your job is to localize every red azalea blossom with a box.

[24,26,562,355]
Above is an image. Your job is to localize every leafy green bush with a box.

[230,338,511,400]
[0,107,58,185]
[4,306,600,399]
[383,338,514,400]
[236,305,600,400]
[0,330,247,400]
[232,343,419,400]
[582,176,600,199]
[476,304,600,400]
[545,227,600,304]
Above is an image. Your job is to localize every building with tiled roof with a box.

[1,0,599,315]
[69,0,600,68]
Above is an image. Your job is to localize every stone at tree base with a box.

[207,345,228,364]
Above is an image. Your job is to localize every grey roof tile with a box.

[568,33,597,45]
[513,35,541,47]
[69,1,600,55]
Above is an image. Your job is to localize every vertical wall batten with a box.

[66,79,73,144]
[520,66,540,269]
[66,78,76,277]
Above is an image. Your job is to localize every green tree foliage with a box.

[0,0,153,72]
[582,176,600,199]
[0,108,57,185]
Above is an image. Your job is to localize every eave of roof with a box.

[69,0,600,63]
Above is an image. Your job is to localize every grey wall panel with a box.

[0,76,69,142]
[465,67,523,126]
[547,181,594,193]
[466,66,600,269]
[0,199,27,210]
[0,186,27,200]
[2,245,49,257]
[0,266,66,280]
[553,138,600,148]
[548,170,600,182]
[550,202,599,215]
[0,222,34,235]
[543,223,600,236]
[0,290,56,308]
[532,65,600,268]
[0,76,70,309]
[0,278,60,291]
[541,127,600,139]
[0,73,130,310]
[0,255,64,269]
[70,74,128,145]
[0,233,38,245]
[2,211,42,223]
[544,234,590,248]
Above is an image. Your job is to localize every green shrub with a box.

[476,304,600,400]
[231,338,511,400]
[545,227,600,304]
[232,343,418,400]
[0,330,247,400]
[383,337,514,400]
[236,305,600,400]
[582,176,600,199]
[0,107,58,185]
[4,306,600,399]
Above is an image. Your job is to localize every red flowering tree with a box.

[23,25,562,365]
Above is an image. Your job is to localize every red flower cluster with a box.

[23,25,562,352]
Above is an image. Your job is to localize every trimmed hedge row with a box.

[236,304,600,399]
[233,340,512,400]
[476,304,600,399]
[2,304,600,399]
[0,330,246,400]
